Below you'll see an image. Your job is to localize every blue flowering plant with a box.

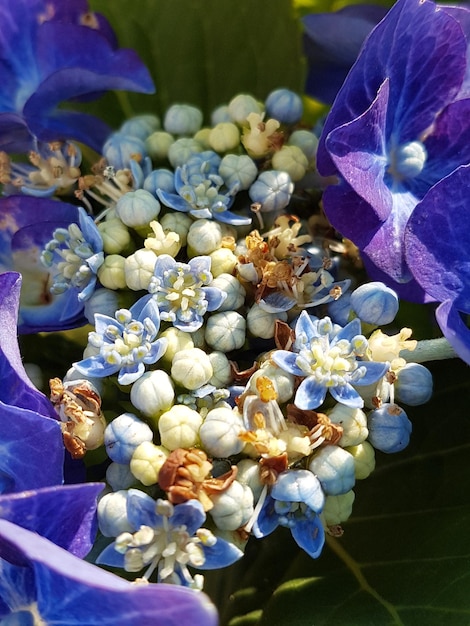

[1,0,468,623]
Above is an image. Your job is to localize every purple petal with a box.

[435,300,470,365]
[295,377,327,410]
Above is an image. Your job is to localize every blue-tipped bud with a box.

[143,168,176,195]
[249,170,294,212]
[104,412,154,464]
[163,104,203,135]
[120,115,161,141]
[395,363,433,406]
[103,132,147,170]
[350,281,399,325]
[265,88,303,125]
[367,403,412,453]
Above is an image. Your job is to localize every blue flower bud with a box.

[308,447,355,495]
[367,403,412,453]
[120,114,160,140]
[394,363,433,406]
[97,490,134,537]
[164,104,203,135]
[143,168,176,195]
[102,132,147,170]
[249,170,294,212]
[350,281,399,325]
[104,412,154,464]
[265,88,303,125]
[115,189,161,228]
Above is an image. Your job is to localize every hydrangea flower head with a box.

[0,0,154,152]
[272,311,389,409]
[74,295,168,386]
[317,0,470,296]
[148,254,227,332]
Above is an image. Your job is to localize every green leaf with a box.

[87,0,304,125]
[205,357,470,625]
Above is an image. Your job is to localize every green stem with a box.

[400,337,458,363]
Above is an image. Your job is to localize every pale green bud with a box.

[209,247,238,277]
[247,303,287,339]
[164,104,203,135]
[171,348,213,390]
[158,404,203,450]
[116,189,161,228]
[145,131,174,161]
[308,446,356,495]
[228,94,263,123]
[210,481,254,531]
[98,491,133,537]
[130,370,175,420]
[124,249,157,291]
[97,254,127,290]
[159,327,195,366]
[219,153,258,190]
[208,351,232,387]
[187,219,223,255]
[159,212,192,247]
[130,441,169,486]
[328,404,369,447]
[322,491,355,526]
[205,311,246,352]
[287,129,319,163]
[199,407,244,457]
[106,463,136,491]
[271,145,308,182]
[168,137,204,168]
[236,459,264,500]
[210,273,245,311]
[193,127,212,149]
[97,218,131,254]
[209,122,240,153]
[345,441,376,480]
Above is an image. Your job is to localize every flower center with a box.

[388,140,427,182]
[150,266,208,322]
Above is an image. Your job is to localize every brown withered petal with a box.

[274,319,295,350]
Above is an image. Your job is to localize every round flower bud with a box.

[211,105,231,125]
[249,170,294,212]
[210,273,245,311]
[322,491,355,526]
[130,441,169,486]
[308,446,356,495]
[236,459,264,500]
[97,218,131,254]
[145,131,174,161]
[104,412,154,464]
[265,88,303,125]
[97,490,133,537]
[103,132,146,170]
[120,114,160,140]
[247,303,287,339]
[193,127,212,149]
[219,153,258,190]
[171,348,213,390]
[124,249,157,291]
[106,462,136,491]
[115,189,161,229]
[208,351,232,387]
[187,219,223,255]
[164,104,203,135]
[350,282,399,325]
[143,168,176,195]
[205,311,246,352]
[287,129,319,163]
[130,370,175,420]
[167,138,204,168]
[327,404,369,447]
[209,247,238,277]
[97,254,127,290]
[271,145,308,182]
[356,376,391,409]
[83,288,118,325]
[158,404,203,450]
[200,407,244,457]
[209,122,240,153]
[367,403,412,453]
[228,94,263,123]
[159,212,192,247]
[345,441,376,480]
[394,363,433,406]
[159,327,195,366]
[210,480,254,530]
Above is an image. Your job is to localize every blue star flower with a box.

[317,0,470,298]
[0,0,154,153]
[148,254,227,332]
[97,490,243,587]
[271,311,389,410]
[157,151,252,226]
[74,295,168,386]
[0,272,64,493]
[404,164,470,364]
[253,470,325,559]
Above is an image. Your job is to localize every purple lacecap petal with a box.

[0,520,219,626]
[290,515,325,559]
[272,470,324,513]
[405,164,470,309]
[199,537,244,569]
[295,377,327,410]
[302,4,388,104]
[325,78,391,222]
[0,400,64,494]
[361,255,435,303]
[330,383,364,408]
[318,0,467,175]
[435,300,470,365]
[441,5,470,99]
[0,483,103,558]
